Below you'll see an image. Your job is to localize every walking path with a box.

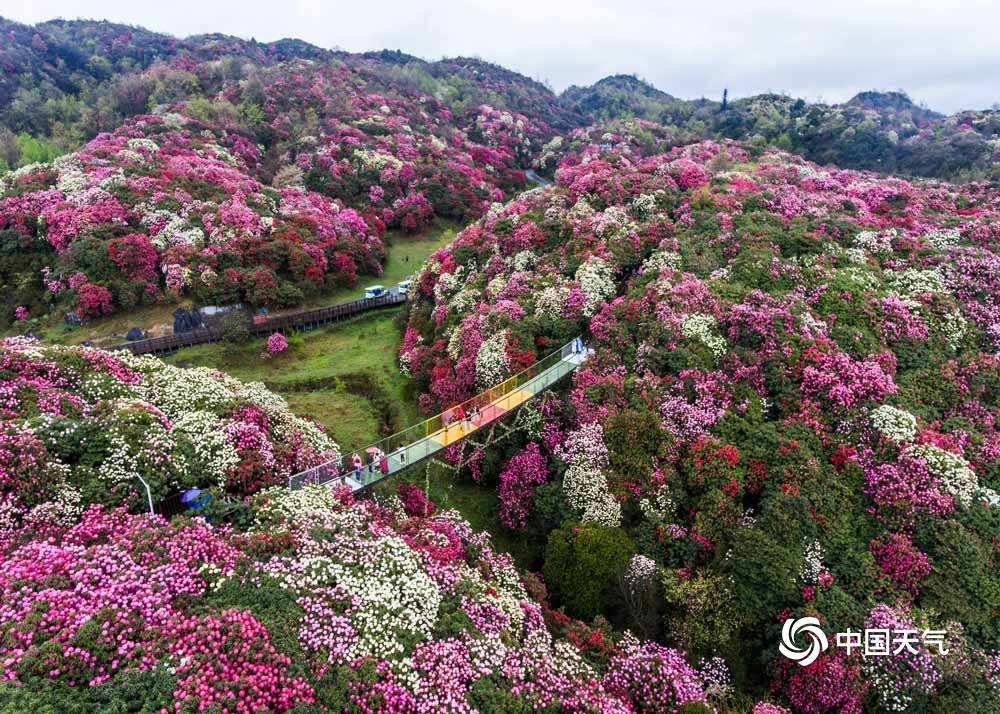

[524,169,553,188]
[111,292,405,356]
[289,337,591,492]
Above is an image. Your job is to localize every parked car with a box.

[364,285,386,298]
[396,279,412,296]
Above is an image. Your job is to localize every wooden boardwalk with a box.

[109,292,406,356]
[289,338,591,492]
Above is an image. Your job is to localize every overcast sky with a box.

[5,0,998,113]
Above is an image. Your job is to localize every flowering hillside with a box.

[4,16,998,186]
[243,61,551,228]
[0,336,338,514]
[0,112,385,321]
[402,140,1000,710]
[0,472,757,711]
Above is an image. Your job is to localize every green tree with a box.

[15,132,64,165]
[543,522,635,620]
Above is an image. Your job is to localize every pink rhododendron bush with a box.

[0,483,731,711]
[402,140,1000,710]
[0,113,385,321]
[0,336,338,509]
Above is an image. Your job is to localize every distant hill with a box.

[560,74,679,121]
[552,80,998,181]
[0,16,997,182]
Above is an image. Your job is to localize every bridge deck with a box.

[289,339,590,492]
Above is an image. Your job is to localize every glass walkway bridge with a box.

[288,337,591,492]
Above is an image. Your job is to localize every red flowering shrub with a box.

[107,233,158,281]
[75,282,113,319]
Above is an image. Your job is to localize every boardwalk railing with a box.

[289,337,589,492]
[110,293,405,356]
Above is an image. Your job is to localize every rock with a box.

[172,308,204,334]
[126,327,145,341]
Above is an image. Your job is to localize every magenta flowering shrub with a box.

[871,532,933,596]
[397,481,436,517]
[266,331,288,354]
[403,138,1000,709]
[497,442,549,530]
[799,347,897,411]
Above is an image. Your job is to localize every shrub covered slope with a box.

[402,138,999,711]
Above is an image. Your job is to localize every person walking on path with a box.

[453,405,467,432]
[351,452,362,481]
[379,452,389,475]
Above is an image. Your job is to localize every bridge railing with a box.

[288,337,583,490]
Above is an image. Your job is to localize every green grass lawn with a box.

[164,309,416,449]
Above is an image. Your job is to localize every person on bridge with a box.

[351,452,362,480]
[379,452,389,475]
[453,405,467,431]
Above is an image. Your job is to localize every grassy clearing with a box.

[283,390,382,448]
[164,309,415,448]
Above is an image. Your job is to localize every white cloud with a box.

[5,0,998,112]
